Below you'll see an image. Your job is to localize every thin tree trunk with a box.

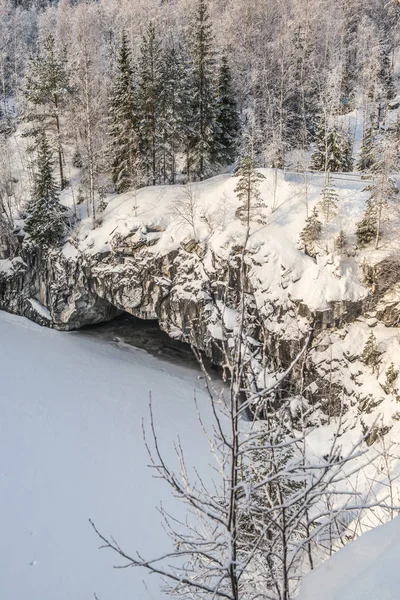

[54,95,65,189]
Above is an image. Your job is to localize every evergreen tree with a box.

[310,117,344,173]
[379,37,395,101]
[299,207,322,257]
[189,0,218,179]
[23,33,70,189]
[357,113,377,172]
[318,173,338,223]
[339,0,357,113]
[311,118,353,173]
[310,115,327,171]
[362,331,381,373]
[356,196,378,246]
[159,42,191,184]
[339,129,354,172]
[334,228,346,251]
[25,132,67,246]
[383,362,398,394]
[108,32,137,193]
[215,55,240,166]
[234,156,266,227]
[137,22,163,186]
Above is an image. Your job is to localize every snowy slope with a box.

[0,311,213,600]
[297,516,400,600]
[62,168,371,317]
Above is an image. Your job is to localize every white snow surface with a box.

[0,311,214,600]
[62,168,374,317]
[297,516,400,600]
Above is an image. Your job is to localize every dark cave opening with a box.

[79,312,212,372]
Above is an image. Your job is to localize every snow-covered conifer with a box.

[383,362,398,394]
[318,173,338,223]
[299,207,322,257]
[25,132,67,246]
[109,32,137,193]
[234,156,266,227]
[334,229,346,252]
[23,33,70,189]
[159,42,191,184]
[215,54,240,166]
[137,22,163,186]
[311,118,343,173]
[361,331,381,373]
[188,0,218,179]
[357,113,377,172]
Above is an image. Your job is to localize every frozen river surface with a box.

[0,311,212,600]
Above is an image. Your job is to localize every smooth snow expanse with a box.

[298,516,400,600]
[0,311,213,600]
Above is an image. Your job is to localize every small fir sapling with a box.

[361,331,381,374]
[299,207,322,257]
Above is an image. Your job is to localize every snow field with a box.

[0,311,214,600]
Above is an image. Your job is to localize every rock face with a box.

[0,234,398,419]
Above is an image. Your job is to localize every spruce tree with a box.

[379,38,395,101]
[339,0,357,113]
[339,129,354,172]
[361,331,381,373]
[325,126,344,172]
[109,32,137,194]
[356,196,378,246]
[159,43,191,184]
[357,113,377,172]
[234,156,266,227]
[318,173,338,223]
[311,118,348,173]
[299,207,322,257]
[310,115,326,171]
[25,132,67,246]
[23,34,70,189]
[137,22,163,186]
[189,0,218,179]
[383,362,398,394]
[215,55,240,166]
[335,229,346,252]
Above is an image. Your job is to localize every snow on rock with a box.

[297,516,400,600]
[1,167,400,423]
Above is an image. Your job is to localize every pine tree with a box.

[189,0,218,179]
[23,34,70,189]
[234,156,266,227]
[361,331,381,373]
[318,173,338,223]
[25,132,67,246]
[109,32,137,193]
[299,207,322,257]
[137,22,163,186]
[215,55,240,166]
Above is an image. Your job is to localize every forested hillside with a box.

[0,0,399,247]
